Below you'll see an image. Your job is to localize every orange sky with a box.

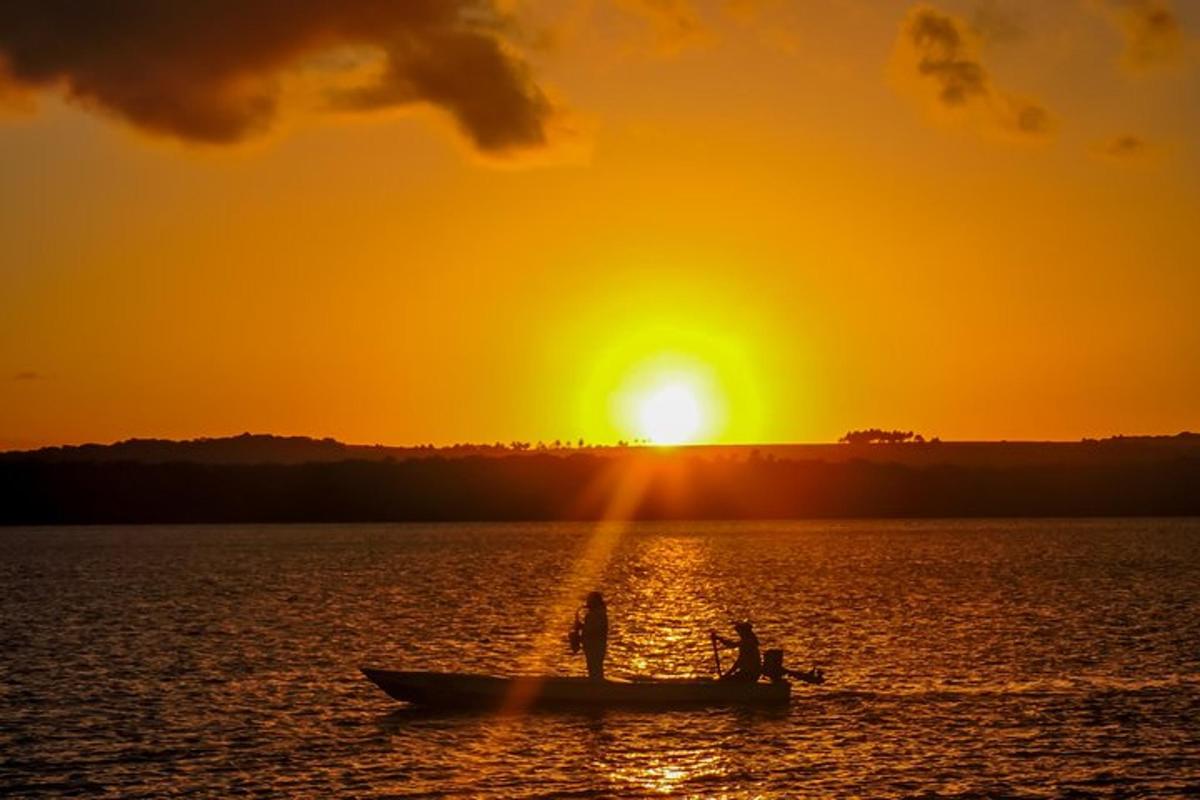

[2,0,1198,449]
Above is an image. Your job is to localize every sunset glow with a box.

[1,2,1198,450]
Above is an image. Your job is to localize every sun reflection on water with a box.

[606,748,729,797]
[615,533,732,680]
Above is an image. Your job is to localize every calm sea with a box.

[2,520,1198,798]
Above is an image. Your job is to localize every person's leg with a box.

[585,647,601,680]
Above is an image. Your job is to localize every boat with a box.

[360,668,792,710]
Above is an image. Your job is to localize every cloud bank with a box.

[0,1,559,155]
[895,4,1053,141]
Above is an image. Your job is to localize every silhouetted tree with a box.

[839,429,919,445]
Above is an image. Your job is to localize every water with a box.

[2,519,1198,798]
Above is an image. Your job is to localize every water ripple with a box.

[1,519,1198,797]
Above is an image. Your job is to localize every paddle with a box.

[709,631,722,678]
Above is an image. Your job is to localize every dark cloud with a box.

[1105,0,1182,70]
[898,4,1052,141]
[1097,134,1152,160]
[13,371,41,380]
[1014,103,1051,135]
[1108,134,1147,156]
[907,9,989,106]
[0,1,559,155]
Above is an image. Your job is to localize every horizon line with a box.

[4,429,1197,455]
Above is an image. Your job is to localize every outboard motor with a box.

[761,648,825,685]
[762,649,786,682]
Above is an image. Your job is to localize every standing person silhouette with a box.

[581,592,609,681]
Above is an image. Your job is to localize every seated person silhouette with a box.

[714,621,762,683]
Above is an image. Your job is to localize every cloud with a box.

[906,9,989,106]
[0,54,35,112]
[1101,0,1182,71]
[970,0,1026,45]
[895,4,1053,141]
[0,1,562,156]
[1094,133,1153,160]
[12,371,41,380]
[613,0,705,52]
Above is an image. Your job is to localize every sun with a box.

[636,381,704,445]
[603,353,726,445]
[583,332,761,446]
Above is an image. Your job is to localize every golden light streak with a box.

[439,458,659,794]
[498,457,655,713]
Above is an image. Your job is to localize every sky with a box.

[1,0,1198,449]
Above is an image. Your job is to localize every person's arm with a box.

[715,635,738,648]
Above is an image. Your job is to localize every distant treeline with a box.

[6,431,1199,468]
[0,432,646,465]
[3,452,1199,524]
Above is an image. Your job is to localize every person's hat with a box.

[733,620,753,632]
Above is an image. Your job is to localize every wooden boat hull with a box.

[361,668,791,710]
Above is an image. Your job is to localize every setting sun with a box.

[597,347,737,446]
[637,382,703,444]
